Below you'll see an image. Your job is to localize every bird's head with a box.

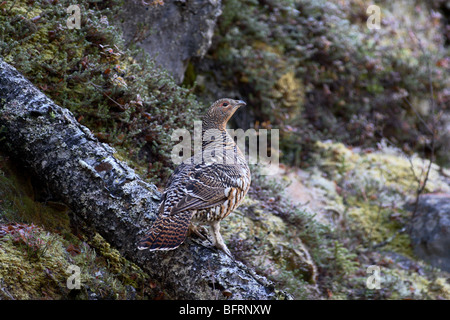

[203,98,246,131]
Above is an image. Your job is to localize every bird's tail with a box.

[137,214,192,251]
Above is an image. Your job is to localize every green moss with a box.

[70,232,151,298]
[0,226,155,299]
[89,232,149,289]
[221,166,348,298]
[0,229,70,299]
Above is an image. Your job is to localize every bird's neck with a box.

[201,117,226,132]
[201,125,232,148]
[198,120,246,165]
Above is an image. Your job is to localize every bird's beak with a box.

[234,100,246,108]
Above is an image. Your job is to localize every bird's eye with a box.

[222,102,229,107]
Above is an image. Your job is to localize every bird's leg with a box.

[188,223,209,241]
[209,221,233,258]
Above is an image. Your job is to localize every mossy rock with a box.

[0,228,71,299]
[221,195,319,298]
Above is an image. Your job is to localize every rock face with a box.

[410,194,450,272]
[120,0,222,84]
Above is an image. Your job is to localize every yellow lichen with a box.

[272,71,305,110]
[428,277,450,299]
[383,267,450,300]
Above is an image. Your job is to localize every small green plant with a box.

[0,223,54,261]
[331,241,359,277]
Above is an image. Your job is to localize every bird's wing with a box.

[136,167,226,251]
[169,163,245,215]
[137,163,248,251]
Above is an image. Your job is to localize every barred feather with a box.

[138,99,251,254]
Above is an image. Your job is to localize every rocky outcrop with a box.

[120,0,222,84]
[410,194,450,272]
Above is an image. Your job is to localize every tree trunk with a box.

[0,59,286,300]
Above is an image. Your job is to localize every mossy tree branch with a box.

[0,59,285,300]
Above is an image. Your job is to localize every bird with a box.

[137,98,251,257]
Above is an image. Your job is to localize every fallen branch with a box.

[0,59,285,300]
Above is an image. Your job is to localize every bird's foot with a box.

[188,224,210,242]
[208,221,234,259]
[214,242,234,259]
